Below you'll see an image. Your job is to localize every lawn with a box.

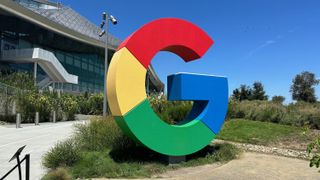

[217,119,313,145]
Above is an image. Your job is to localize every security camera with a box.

[100,21,105,29]
[102,12,107,21]
[99,30,106,37]
[109,15,117,25]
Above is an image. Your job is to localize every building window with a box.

[66,56,73,65]
[88,64,93,72]
[74,58,81,67]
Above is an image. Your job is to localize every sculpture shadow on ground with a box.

[109,143,227,164]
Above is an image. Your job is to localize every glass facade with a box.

[54,49,106,92]
[0,20,112,93]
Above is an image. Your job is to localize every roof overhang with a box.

[0,0,117,50]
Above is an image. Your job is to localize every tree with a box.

[271,95,285,104]
[251,81,268,100]
[290,71,319,103]
[232,84,252,101]
[232,88,241,101]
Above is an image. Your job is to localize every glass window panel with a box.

[66,56,73,65]
[74,58,81,67]
[89,64,93,72]
[56,52,65,63]
[82,62,88,70]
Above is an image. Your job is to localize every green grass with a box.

[68,143,239,179]
[43,143,240,179]
[217,119,311,145]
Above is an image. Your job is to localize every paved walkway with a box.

[157,152,320,180]
[0,121,85,180]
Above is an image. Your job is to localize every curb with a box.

[213,139,311,160]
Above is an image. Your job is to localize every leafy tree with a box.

[251,81,268,100]
[271,95,285,104]
[232,84,252,101]
[290,71,319,103]
[233,82,269,101]
[240,85,252,101]
[232,88,241,101]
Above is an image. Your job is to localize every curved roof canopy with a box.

[0,0,121,50]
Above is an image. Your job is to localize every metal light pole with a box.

[99,12,117,117]
[34,62,37,86]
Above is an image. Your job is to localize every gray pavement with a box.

[0,121,85,180]
[157,152,320,180]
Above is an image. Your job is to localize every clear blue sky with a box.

[61,0,320,103]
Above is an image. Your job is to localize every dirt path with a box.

[99,152,320,180]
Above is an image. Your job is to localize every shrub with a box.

[42,167,72,180]
[73,117,133,151]
[88,93,103,115]
[60,94,78,120]
[76,92,104,115]
[0,114,15,123]
[17,91,64,122]
[76,92,90,115]
[227,100,284,122]
[228,100,320,129]
[43,139,80,169]
[0,72,35,90]
[282,102,320,128]
[43,117,134,170]
[307,137,320,170]
[148,93,192,124]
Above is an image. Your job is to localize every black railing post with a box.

[0,145,28,180]
[16,156,22,180]
[25,154,30,180]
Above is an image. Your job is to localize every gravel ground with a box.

[212,139,311,160]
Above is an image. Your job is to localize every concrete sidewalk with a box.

[0,121,85,180]
[98,152,319,180]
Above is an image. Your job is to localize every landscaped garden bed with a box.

[42,117,241,180]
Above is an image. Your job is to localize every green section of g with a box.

[115,99,216,156]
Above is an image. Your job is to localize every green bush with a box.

[0,114,15,123]
[87,93,103,115]
[76,92,104,115]
[43,117,133,170]
[0,72,35,90]
[60,94,78,121]
[17,91,69,123]
[43,139,80,169]
[17,91,51,122]
[307,137,320,170]
[42,167,72,180]
[73,117,132,151]
[76,92,90,115]
[148,93,192,124]
[228,100,320,129]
